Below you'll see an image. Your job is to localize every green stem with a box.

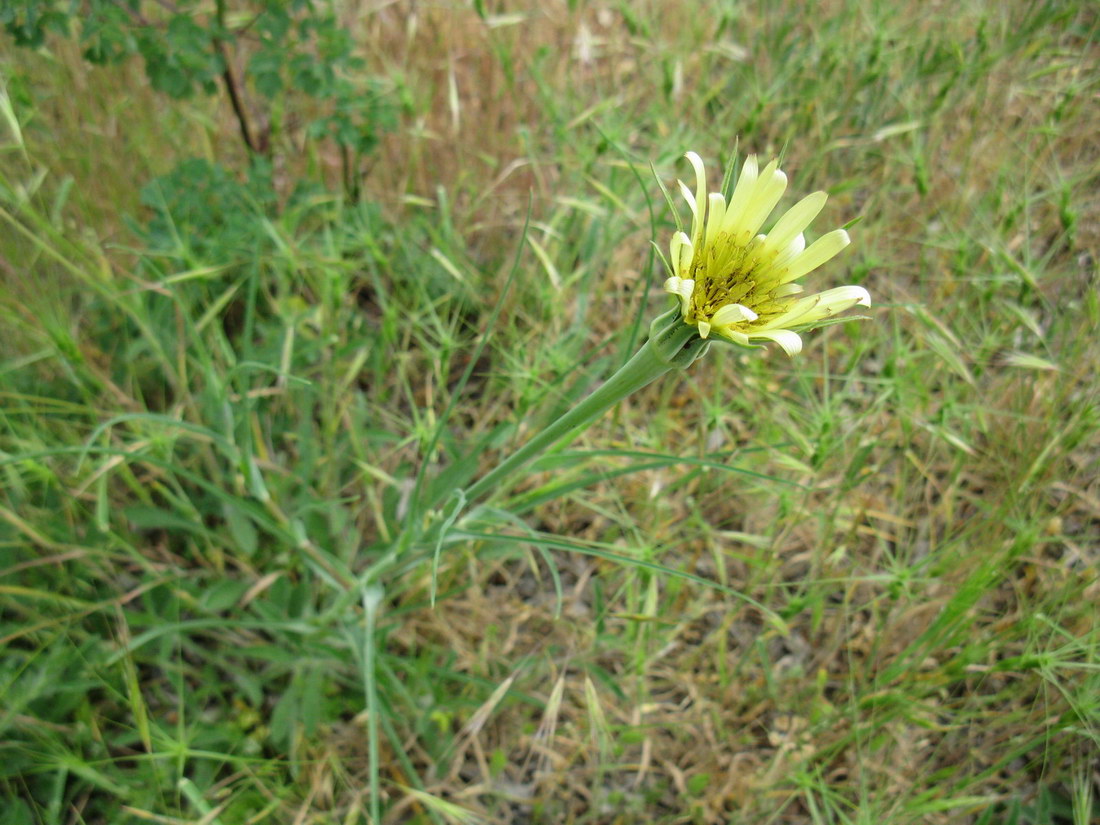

[361,587,382,825]
[464,309,707,504]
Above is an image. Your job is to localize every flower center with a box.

[687,235,784,326]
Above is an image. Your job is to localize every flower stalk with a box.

[460,148,870,507]
[463,309,707,503]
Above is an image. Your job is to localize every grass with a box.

[1,1,1098,823]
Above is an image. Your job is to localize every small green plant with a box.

[2,0,393,194]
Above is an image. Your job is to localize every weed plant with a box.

[1,2,1098,824]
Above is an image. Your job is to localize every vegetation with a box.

[1,1,1097,823]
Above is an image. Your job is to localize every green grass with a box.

[2,1,1099,823]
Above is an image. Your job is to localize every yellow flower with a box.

[663,151,870,356]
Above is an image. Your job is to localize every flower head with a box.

[663,151,870,356]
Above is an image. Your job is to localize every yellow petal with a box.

[678,179,698,227]
[755,234,806,286]
[684,151,708,248]
[705,192,727,249]
[751,328,803,356]
[711,303,758,325]
[756,285,870,330]
[757,191,827,261]
[772,283,805,297]
[731,163,788,245]
[720,154,759,236]
[670,231,693,278]
[663,275,695,316]
[774,229,851,285]
[718,328,751,347]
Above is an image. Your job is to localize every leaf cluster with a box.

[3,0,395,177]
